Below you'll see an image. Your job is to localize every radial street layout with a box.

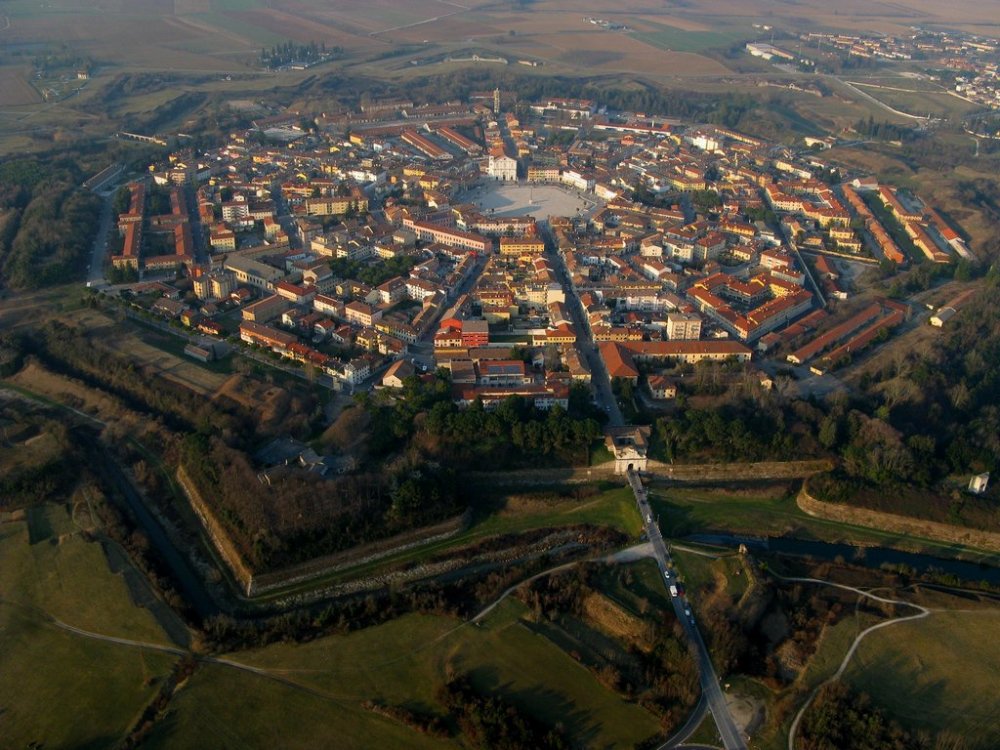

[626,469,749,750]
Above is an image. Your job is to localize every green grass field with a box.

[647,486,1000,565]
[0,505,179,749]
[147,597,663,749]
[846,84,980,120]
[631,19,748,53]
[1,501,663,749]
[145,660,456,750]
[844,609,1000,747]
[471,485,643,539]
[0,505,173,641]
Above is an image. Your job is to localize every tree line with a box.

[258,40,342,69]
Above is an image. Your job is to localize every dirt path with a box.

[1,595,361,704]
[780,576,930,750]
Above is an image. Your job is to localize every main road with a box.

[539,220,625,427]
[627,469,749,750]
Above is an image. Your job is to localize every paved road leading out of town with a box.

[627,469,749,750]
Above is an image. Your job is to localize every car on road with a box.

[684,607,692,619]
[669,584,678,597]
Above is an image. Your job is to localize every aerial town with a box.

[749,28,1000,112]
[95,90,973,410]
[3,1,1000,748]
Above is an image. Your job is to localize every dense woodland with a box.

[178,372,606,570]
[800,682,918,750]
[810,280,1000,521]
[0,158,102,289]
[438,674,570,750]
[258,40,342,69]
[357,373,604,468]
[180,433,463,570]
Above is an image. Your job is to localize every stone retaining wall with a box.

[465,459,833,487]
[176,465,256,595]
[176,464,466,598]
[798,482,1000,553]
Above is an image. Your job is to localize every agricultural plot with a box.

[635,0,1000,36]
[630,17,749,54]
[306,0,481,36]
[0,69,42,106]
[502,30,729,76]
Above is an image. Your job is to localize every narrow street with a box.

[539,220,625,427]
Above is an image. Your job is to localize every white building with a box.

[488,153,518,181]
[969,473,990,495]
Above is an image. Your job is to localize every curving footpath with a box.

[778,576,930,750]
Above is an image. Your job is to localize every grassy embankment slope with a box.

[0,504,178,749]
[845,609,1000,746]
[649,484,1000,564]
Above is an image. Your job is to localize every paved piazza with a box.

[462,181,602,219]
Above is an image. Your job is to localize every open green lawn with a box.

[146,660,455,750]
[0,504,173,642]
[0,505,178,749]
[2,503,662,749]
[0,611,177,750]
[471,485,643,539]
[851,86,980,119]
[148,598,663,749]
[648,486,1000,565]
[844,609,1000,747]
